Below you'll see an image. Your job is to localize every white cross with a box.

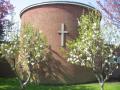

[58,23,68,47]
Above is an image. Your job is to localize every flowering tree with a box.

[0,0,14,39]
[67,11,119,90]
[96,0,120,27]
[0,25,49,89]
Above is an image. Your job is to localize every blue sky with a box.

[10,0,96,22]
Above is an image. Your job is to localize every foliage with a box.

[96,0,120,27]
[0,25,49,89]
[67,11,120,90]
[0,37,19,68]
[0,0,14,39]
[20,25,48,64]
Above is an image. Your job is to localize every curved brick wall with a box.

[20,1,96,84]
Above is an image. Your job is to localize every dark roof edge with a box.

[20,1,97,17]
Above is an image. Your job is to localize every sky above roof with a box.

[10,0,97,22]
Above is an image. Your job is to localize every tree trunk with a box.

[95,74,105,90]
[100,82,104,90]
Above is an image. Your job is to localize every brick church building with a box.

[20,1,120,84]
[0,0,120,84]
[20,1,100,84]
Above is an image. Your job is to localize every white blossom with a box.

[35,47,38,50]
[110,49,113,53]
[40,45,43,48]
[76,56,79,59]
[81,62,85,66]
[96,46,99,50]
[109,73,112,76]
[87,57,91,61]
[11,51,13,54]
[5,49,8,51]
[116,66,119,69]
[92,23,97,30]
[27,61,30,64]
[31,62,35,65]
[7,50,10,53]
[75,60,80,63]
[67,58,73,62]
[105,60,108,63]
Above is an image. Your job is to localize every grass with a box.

[0,78,120,90]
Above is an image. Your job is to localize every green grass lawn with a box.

[0,78,120,90]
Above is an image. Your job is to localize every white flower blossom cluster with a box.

[0,25,48,68]
[0,37,19,59]
[21,29,48,65]
[67,11,120,86]
[92,23,97,30]
[67,51,80,64]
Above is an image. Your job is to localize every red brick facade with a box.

[20,1,96,84]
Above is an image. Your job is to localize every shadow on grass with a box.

[0,78,120,90]
[0,78,20,90]
[0,78,97,90]
[26,84,97,90]
[0,85,19,90]
[0,84,97,90]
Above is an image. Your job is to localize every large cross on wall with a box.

[58,23,68,47]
